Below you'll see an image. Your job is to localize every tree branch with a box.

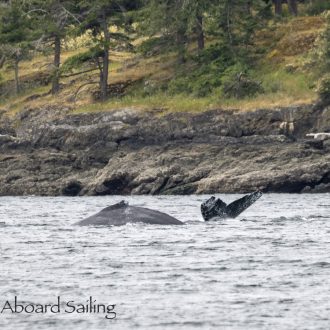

[74,81,99,101]
[61,67,98,78]
[0,55,5,69]
[60,5,81,24]
[24,9,49,16]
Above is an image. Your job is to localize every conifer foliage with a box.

[0,0,325,101]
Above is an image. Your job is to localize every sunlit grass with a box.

[74,85,316,115]
[73,93,215,114]
[0,12,323,117]
[0,85,51,116]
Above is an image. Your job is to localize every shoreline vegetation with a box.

[0,1,330,195]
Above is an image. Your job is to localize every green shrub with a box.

[61,48,103,73]
[137,36,173,57]
[306,1,330,15]
[191,74,220,97]
[193,43,235,72]
[317,74,330,105]
[305,11,330,75]
[141,79,167,96]
[166,43,236,97]
[167,77,192,95]
[221,65,263,99]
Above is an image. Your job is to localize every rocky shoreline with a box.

[0,103,329,196]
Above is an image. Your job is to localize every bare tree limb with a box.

[61,67,98,78]
[0,55,5,69]
[60,5,81,24]
[24,9,49,16]
[74,81,98,101]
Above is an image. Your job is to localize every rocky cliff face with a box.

[0,103,329,196]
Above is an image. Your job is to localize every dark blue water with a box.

[0,194,330,329]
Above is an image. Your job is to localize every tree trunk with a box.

[225,0,233,45]
[176,29,186,64]
[196,13,205,51]
[288,0,298,16]
[51,34,61,95]
[100,17,110,101]
[14,59,20,95]
[0,55,5,69]
[246,0,252,15]
[274,0,282,16]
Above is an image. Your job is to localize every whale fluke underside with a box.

[76,201,183,226]
[201,191,262,221]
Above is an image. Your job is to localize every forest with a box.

[0,0,329,113]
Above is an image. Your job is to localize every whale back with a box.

[76,201,183,226]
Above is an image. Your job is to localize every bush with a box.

[305,11,330,74]
[165,43,260,98]
[306,1,330,15]
[191,74,220,97]
[167,77,192,95]
[221,65,263,99]
[61,48,103,73]
[317,74,330,105]
[142,79,167,96]
[166,43,235,97]
[137,36,173,57]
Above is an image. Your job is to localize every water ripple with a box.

[0,194,329,329]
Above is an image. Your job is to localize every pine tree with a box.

[142,0,209,61]
[288,0,298,16]
[76,0,129,100]
[26,0,80,94]
[213,0,267,55]
[0,0,33,94]
[274,0,282,16]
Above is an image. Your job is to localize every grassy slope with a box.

[0,14,326,117]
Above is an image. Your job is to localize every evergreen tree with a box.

[184,0,214,51]
[76,0,129,100]
[141,0,207,61]
[27,0,80,94]
[274,0,282,16]
[142,0,190,63]
[0,0,33,94]
[273,0,298,17]
[288,0,298,16]
[211,0,268,58]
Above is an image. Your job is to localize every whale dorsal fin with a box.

[100,200,129,213]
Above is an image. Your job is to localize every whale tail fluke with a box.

[225,191,262,218]
[201,191,262,221]
[201,196,227,221]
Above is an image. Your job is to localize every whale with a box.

[76,191,262,226]
[76,200,183,226]
[201,191,262,221]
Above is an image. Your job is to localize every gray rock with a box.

[0,104,330,195]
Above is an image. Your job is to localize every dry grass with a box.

[0,85,51,117]
[73,78,317,115]
[263,16,326,64]
[219,93,316,112]
[0,14,325,117]
[73,94,215,114]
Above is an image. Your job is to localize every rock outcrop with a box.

[0,103,329,195]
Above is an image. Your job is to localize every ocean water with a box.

[0,194,329,330]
